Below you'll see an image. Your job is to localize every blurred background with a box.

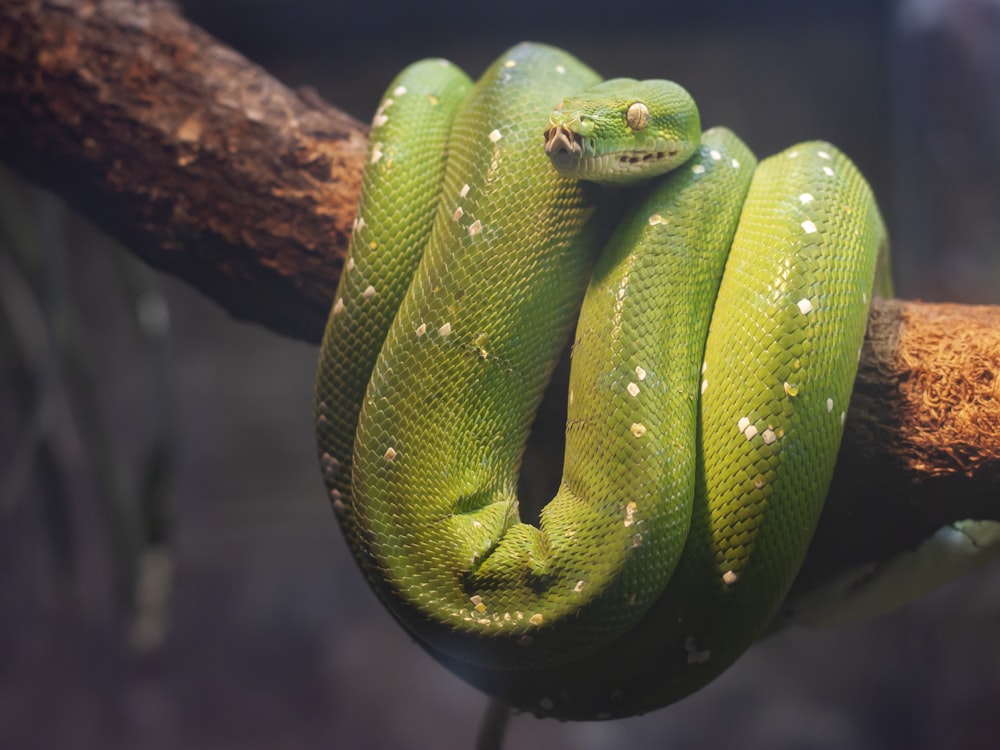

[2,0,999,748]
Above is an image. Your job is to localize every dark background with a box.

[2,0,999,748]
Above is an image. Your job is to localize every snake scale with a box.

[314,42,889,720]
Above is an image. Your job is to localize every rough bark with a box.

[798,299,1000,593]
[0,0,367,341]
[0,0,997,589]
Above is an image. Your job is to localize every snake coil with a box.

[314,42,888,719]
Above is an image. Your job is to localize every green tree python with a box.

[314,42,889,720]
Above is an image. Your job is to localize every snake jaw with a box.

[544,115,689,183]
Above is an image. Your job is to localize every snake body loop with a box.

[314,42,888,719]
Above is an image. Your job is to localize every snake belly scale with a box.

[314,42,887,719]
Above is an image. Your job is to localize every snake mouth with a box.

[544,124,587,170]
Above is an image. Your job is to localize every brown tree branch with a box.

[1,0,998,596]
[795,299,1000,596]
[0,0,366,341]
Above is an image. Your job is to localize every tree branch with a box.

[0,0,366,341]
[795,299,1000,597]
[1,0,998,595]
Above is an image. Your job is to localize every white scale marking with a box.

[684,636,711,664]
[373,113,388,127]
[627,382,640,398]
[370,142,384,164]
[321,453,340,475]
[635,365,647,381]
[691,164,706,174]
[827,397,834,413]
[823,166,835,177]
[489,129,503,143]
[362,285,376,300]
[460,183,470,198]
[709,149,721,161]
[416,323,427,336]
[801,220,818,234]
[799,192,814,204]
[438,322,452,337]
[393,85,407,96]
[797,298,814,315]
[333,297,345,315]
[737,416,759,441]
[468,219,483,236]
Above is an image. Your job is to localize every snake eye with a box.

[626,101,650,131]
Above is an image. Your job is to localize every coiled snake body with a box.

[314,43,888,719]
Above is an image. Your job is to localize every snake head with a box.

[544,78,701,185]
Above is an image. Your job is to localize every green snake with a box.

[314,42,889,720]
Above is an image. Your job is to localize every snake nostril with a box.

[544,126,584,158]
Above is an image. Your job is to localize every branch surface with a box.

[1,0,998,588]
[0,0,366,340]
